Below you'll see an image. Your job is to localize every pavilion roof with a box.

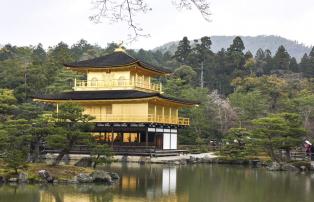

[33,90,199,106]
[64,51,171,74]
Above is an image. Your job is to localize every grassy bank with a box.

[0,161,93,181]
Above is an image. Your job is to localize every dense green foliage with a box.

[251,113,305,162]
[90,144,113,169]
[48,102,94,165]
[1,36,314,163]
[155,35,311,62]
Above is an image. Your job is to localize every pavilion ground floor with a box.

[43,123,187,156]
[92,123,185,156]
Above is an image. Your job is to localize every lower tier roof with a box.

[33,90,199,106]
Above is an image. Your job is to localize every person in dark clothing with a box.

[304,140,313,157]
[305,140,312,159]
[311,144,314,161]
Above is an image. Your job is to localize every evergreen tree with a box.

[226,36,245,70]
[254,49,266,75]
[229,90,267,126]
[255,49,265,61]
[244,51,253,60]
[244,58,256,75]
[228,36,245,52]
[289,57,299,72]
[273,45,291,71]
[0,119,32,173]
[222,128,254,159]
[49,42,73,65]
[173,65,197,85]
[0,44,18,61]
[71,39,94,60]
[0,89,18,121]
[174,36,191,64]
[47,102,94,165]
[212,48,233,94]
[299,53,311,77]
[303,47,314,77]
[190,36,213,88]
[251,113,305,162]
[90,144,113,169]
[309,47,314,58]
[263,49,273,74]
[32,43,47,65]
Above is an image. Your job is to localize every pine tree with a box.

[263,49,273,74]
[244,51,253,60]
[255,49,265,61]
[47,102,94,165]
[289,57,299,72]
[251,113,305,162]
[226,36,245,70]
[273,45,291,70]
[174,36,191,64]
[300,53,311,77]
[305,47,314,77]
[309,47,314,58]
[228,36,245,52]
[254,49,266,75]
[191,36,213,88]
[32,44,47,65]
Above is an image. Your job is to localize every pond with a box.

[0,163,314,202]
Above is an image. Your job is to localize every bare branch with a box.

[173,0,211,21]
[90,0,211,42]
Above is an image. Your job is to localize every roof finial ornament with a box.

[114,41,126,52]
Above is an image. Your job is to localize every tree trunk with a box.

[53,149,68,166]
[267,139,280,163]
[268,147,278,162]
[93,154,100,169]
[32,143,40,163]
[53,139,75,165]
[200,61,204,88]
[285,149,291,161]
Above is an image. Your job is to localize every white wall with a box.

[170,133,177,150]
[163,133,170,149]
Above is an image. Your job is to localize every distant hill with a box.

[153,35,312,61]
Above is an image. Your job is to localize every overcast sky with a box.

[1,0,314,50]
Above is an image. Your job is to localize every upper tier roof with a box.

[33,90,199,106]
[64,51,172,74]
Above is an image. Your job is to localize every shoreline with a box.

[43,152,314,171]
[1,153,313,185]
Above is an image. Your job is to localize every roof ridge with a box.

[63,51,171,74]
[122,51,138,61]
[32,90,198,105]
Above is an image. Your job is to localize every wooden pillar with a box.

[162,106,165,123]
[145,128,148,147]
[111,126,114,148]
[154,104,157,122]
[132,74,135,86]
[169,107,172,124]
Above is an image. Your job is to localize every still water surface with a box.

[0,163,314,202]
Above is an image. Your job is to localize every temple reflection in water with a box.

[111,164,186,202]
[1,164,314,202]
[1,164,186,202]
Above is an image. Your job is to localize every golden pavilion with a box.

[34,47,198,155]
